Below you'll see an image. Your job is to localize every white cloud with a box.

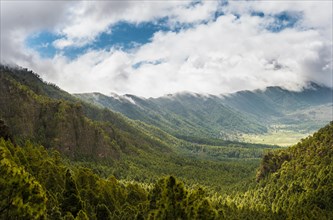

[0,1,73,64]
[52,1,215,48]
[168,1,219,25]
[52,38,74,49]
[226,1,332,37]
[1,1,332,97]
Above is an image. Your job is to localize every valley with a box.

[0,65,332,219]
[1,1,332,219]
[75,81,332,147]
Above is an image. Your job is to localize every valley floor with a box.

[243,129,310,147]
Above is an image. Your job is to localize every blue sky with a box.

[25,8,303,60]
[24,10,214,60]
[26,20,171,59]
[1,1,332,97]
[25,32,59,58]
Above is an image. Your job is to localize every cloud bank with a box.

[0,1,332,97]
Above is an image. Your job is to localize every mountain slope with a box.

[227,121,333,218]
[222,83,332,122]
[76,83,332,144]
[0,65,172,159]
[75,92,268,140]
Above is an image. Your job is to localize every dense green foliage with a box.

[0,139,237,219]
[0,142,47,219]
[226,122,333,219]
[1,122,332,219]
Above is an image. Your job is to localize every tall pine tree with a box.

[61,169,83,217]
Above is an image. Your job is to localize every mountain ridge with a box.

[75,82,332,143]
[0,65,174,160]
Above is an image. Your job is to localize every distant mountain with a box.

[75,83,332,140]
[222,83,332,135]
[222,83,332,121]
[0,65,172,159]
[75,92,268,140]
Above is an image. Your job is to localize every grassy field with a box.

[243,130,310,147]
[242,123,314,147]
[243,105,332,147]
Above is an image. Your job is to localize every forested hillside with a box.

[75,92,267,140]
[228,121,333,219]
[76,83,332,143]
[0,65,173,159]
[222,85,333,133]
[222,83,332,120]
[1,121,332,219]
